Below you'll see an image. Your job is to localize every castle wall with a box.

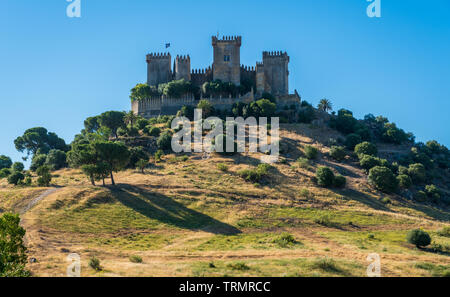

[147,53,172,86]
[262,51,289,96]
[191,67,213,89]
[212,36,241,85]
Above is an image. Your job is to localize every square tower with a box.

[262,51,289,96]
[212,36,241,86]
[146,52,172,86]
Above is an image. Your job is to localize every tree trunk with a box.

[110,172,115,186]
[90,175,95,186]
[102,178,105,186]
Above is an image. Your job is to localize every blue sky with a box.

[1,0,449,165]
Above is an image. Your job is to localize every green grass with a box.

[414,262,450,277]
[89,233,177,251]
[190,258,364,277]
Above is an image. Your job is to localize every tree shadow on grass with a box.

[333,188,391,212]
[108,184,241,235]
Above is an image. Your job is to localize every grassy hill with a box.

[1,123,449,277]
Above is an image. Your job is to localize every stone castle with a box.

[132,35,301,118]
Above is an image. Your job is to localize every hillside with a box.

[1,123,449,277]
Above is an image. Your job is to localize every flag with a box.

[165,43,171,49]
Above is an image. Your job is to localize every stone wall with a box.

[146,53,172,86]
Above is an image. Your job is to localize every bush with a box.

[136,118,149,130]
[397,174,412,189]
[368,166,398,193]
[407,229,431,248]
[238,164,271,183]
[147,126,161,137]
[272,233,298,248]
[30,154,47,172]
[129,255,143,263]
[0,168,11,179]
[157,131,173,151]
[45,149,67,171]
[437,226,450,238]
[297,102,315,124]
[316,167,335,187]
[425,185,441,202]
[89,257,102,271]
[408,163,426,184]
[12,162,24,172]
[217,163,229,172]
[344,134,362,150]
[312,258,340,272]
[359,155,381,171]
[333,175,347,188]
[7,171,25,186]
[329,146,346,161]
[227,262,250,271]
[36,165,52,187]
[414,190,427,202]
[128,146,148,169]
[331,109,358,134]
[304,145,319,160]
[154,150,164,162]
[296,157,310,169]
[354,142,377,157]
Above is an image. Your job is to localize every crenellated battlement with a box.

[262,51,289,59]
[176,55,190,62]
[212,35,242,45]
[146,52,171,62]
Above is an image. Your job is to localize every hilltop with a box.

[1,121,449,277]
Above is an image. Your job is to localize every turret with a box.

[146,52,172,86]
[262,51,289,96]
[175,55,191,81]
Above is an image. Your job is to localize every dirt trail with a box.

[20,187,60,214]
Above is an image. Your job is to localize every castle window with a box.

[224,55,230,62]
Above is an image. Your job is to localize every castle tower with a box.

[175,55,191,81]
[212,36,241,85]
[262,51,290,96]
[146,52,172,86]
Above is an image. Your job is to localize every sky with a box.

[1,0,449,165]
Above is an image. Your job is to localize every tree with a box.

[0,155,12,170]
[130,83,160,101]
[136,159,148,174]
[0,213,30,277]
[45,149,67,171]
[407,229,431,248]
[36,165,52,187]
[318,98,333,113]
[408,163,426,184]
[84,116,101,134]
[67,141,99,185]
[297,101,316,124]
[157,131,173,151]
[30,154,47,172]
[368,166,398,193]
[14,127,68,157]
[124,111,138,127]
[98,111,126,139]
[93,141,130,186]
[330,146,346,161]
[11,162,24,172]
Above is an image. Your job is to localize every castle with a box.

[132,35,301,118]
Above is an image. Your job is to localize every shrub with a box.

[217,163,229,172]
[398,165,409,176]
[297,102,315,124]
[135,159,148,174]
[437,226,450,238]
[299,188,311,198]
[227,262,250,271]
[12,162,24,172]
[354,142,377,157]
[407,229,431,248]
[296,157,310,169]
[408,163,426,184]
[273,233,298,248]
[0,168,11,179]
[425,185,441,202]
[136,118,149,130]
[381,197,392,204]
[36,165,52,187]
[312,258,340,272]
[147,126,161,137]
[157,131,173,151]
[331,109,358,134]
[7,171,24,186]
[128,146,148,169]
[238,164,271,183]
[397,174,412,189]
[154,150,164,162]
[316,167,335,187]
[368,166,398,193]
[414,191,427,202]
[359,155,381,171]
[129,255,143,263]
[304,145,319,160]
[344,133,362,150]
[89,257,102,271]
[117,127,127,137]
[329,146,346,161]
[333,175,346,188]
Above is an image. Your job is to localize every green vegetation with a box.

[354,142,377,157]
[368,166,398,193]
[304,145,319,160]
[238,164,272,183]
[0,213,30,277]
[329,146,346,161]
[129,255,143,263]
[407,229,431,248]
[89,256,102,271]
[315,167,334,187]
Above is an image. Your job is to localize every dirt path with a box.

[20,187,60,214]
